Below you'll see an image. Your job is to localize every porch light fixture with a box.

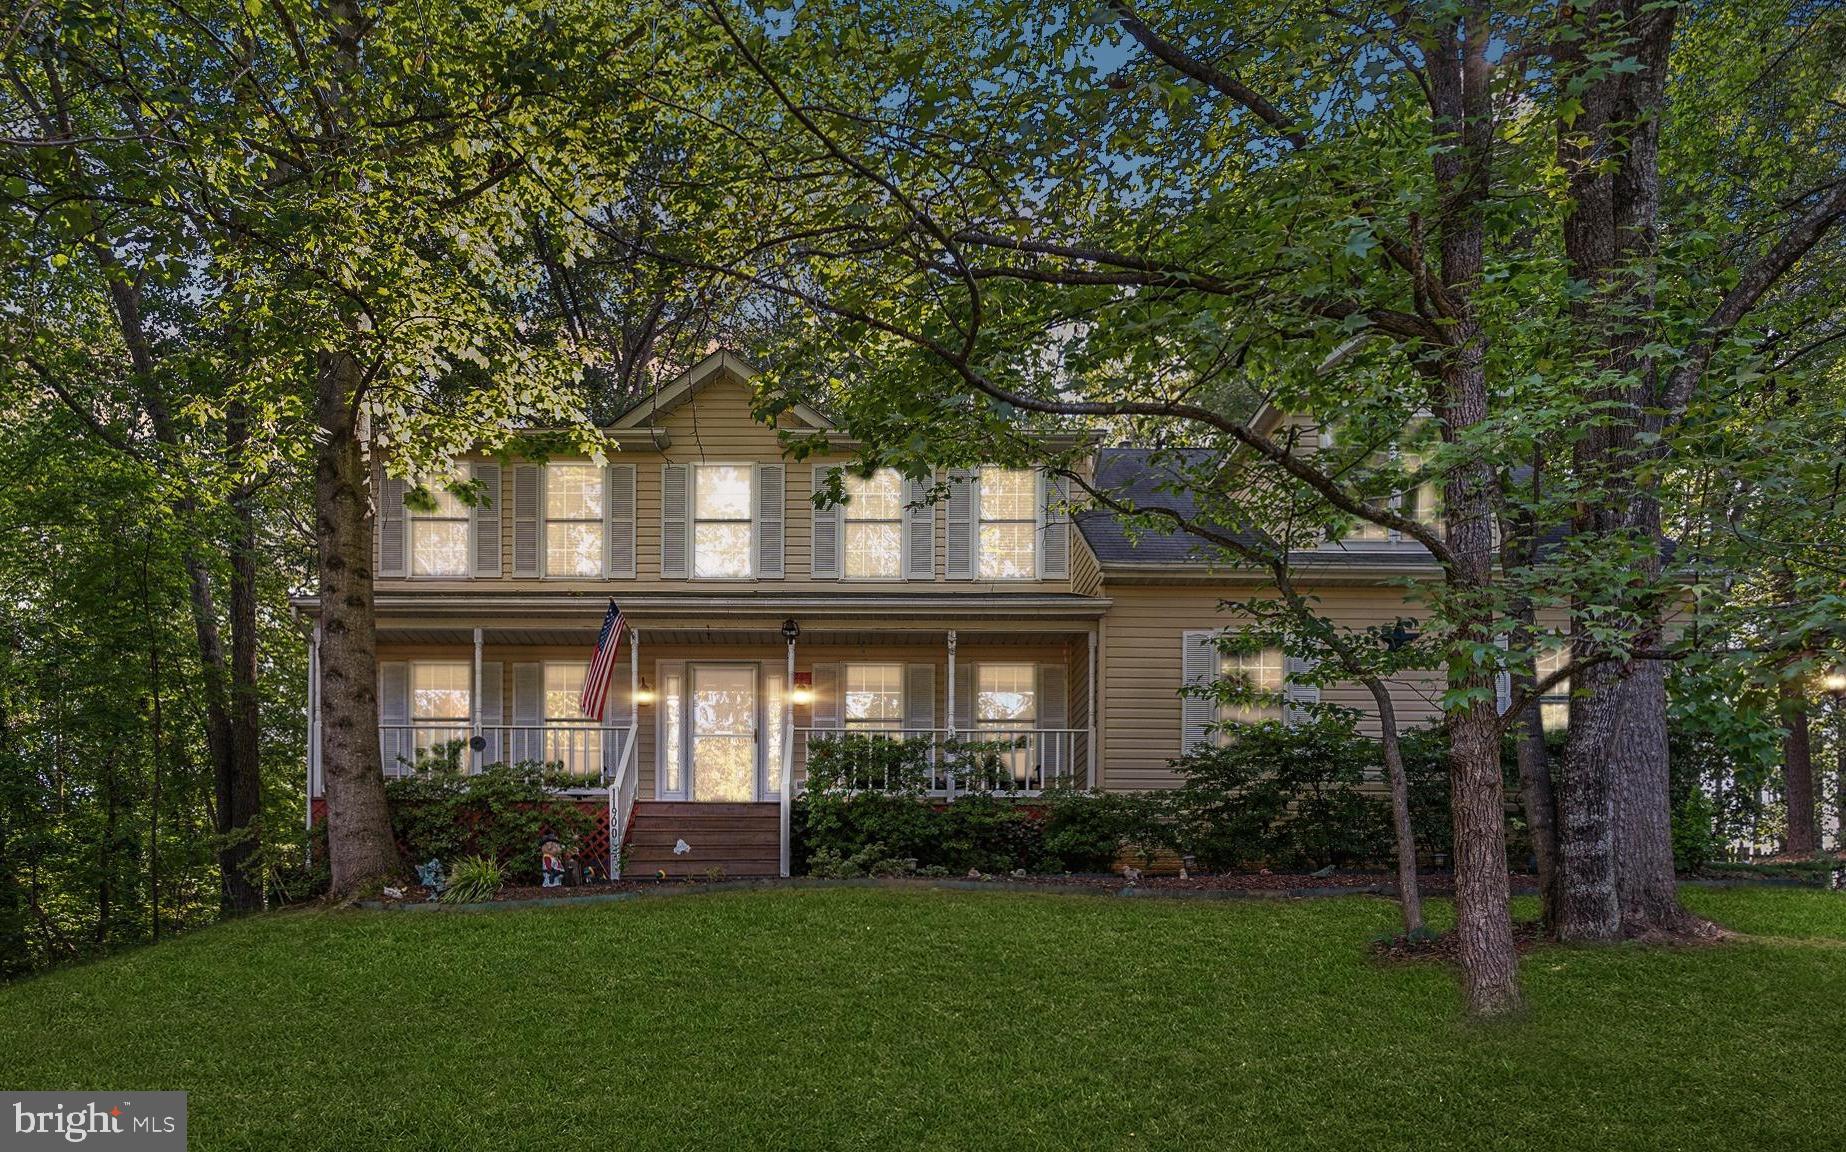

[634,677,656,705]
[781,617,801,643]
[792,670,814,706]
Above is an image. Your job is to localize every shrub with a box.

[1169,714,1393,871]
[1039,788,1172,873]
[1672,787,1722,874]
[385,763,594,883]
[440,855,504,904]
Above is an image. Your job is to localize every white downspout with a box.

[1087,628,1099,790]
[306,623,321,861]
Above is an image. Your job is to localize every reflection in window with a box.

[844,469,903,579]
[410,661,471,760]
[411,475,470,576]
[979,468,1037,579]
[1217,649,1283,729]
[545,463,604,577]
[694,465,754,578]
[976,664,1037,728]
[1536,645,1570,733]
[845,664,904,729]
[543,661,601,776]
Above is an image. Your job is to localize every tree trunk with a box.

[1835,695,1844,847]
[1559,657,1624,940]
[1513,684,1559,930]
[220,407,264,913]
[314,350,402,896]
[1781,678,1817,855]
[1366,679,1422,936]
[1610,656,1692,932]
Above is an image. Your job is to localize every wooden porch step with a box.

[621,801,782,877]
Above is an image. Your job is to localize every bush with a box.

[385,763,595,883]
[1039,788,1171,873]
[441,855,504,904]
[1672,787,1722,874]
[1169,714,1393,871]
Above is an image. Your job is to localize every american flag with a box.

[579,600,625,720]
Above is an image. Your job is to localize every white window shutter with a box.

[1037,663,1069,780]
[660,463,689,579]
[377,470,408,578]
[811,662,842,728]
[378,661,410,770]
[904,664,936,731]
[902,474,934,581]
[470,462,501,578]
[810,465,842,579]
[511,464,541,578]
[945,469,977,580]
[1038,470,1070,580]
[1283,653,1321,728]
[953,662,974,733]
[605,463,636,579]
[1181,631,1218,751]
[511,662,543,764]
[756,463,785,578]
[479,661,503,765]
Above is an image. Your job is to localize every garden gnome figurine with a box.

[539,836,565,888]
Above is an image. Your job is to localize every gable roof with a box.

[610,350,832,431]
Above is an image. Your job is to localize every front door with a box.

[690,663,758,802]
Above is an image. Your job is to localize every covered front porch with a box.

[306,595,1106,877]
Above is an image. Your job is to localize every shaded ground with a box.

[0,886,1838,1150]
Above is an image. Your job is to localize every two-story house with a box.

[296,350,1458,878]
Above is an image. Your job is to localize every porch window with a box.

[410,661,471,759]
[844,663,903,730]
[1536,645,1569,733]
[843,469,902,579]
[693,464,754,578]
[410,477,470,576]
[975,663,1037,729]
[978,467,1037,579]
[1218,648,1284,728]
[543,661,602,775]
[545,463,604,577]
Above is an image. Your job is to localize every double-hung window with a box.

[975,663,1038,786]
[844,664,904,731]
[545,463,604,577]
[542,661,602,776]
[693,464,754,578]
[410,477,470,577]
[410,661,471,759]
[844,469,903,579]
[978,468,1037,579]
[1218,649,1284,728]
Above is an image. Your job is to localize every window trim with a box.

[842,468,905,582]
[976,466,1039,582]
[691,462,757,581]
[541,462,606,580]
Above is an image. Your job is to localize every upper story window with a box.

[1319,424,1443,544]
[978,468,1037,579]
[545,463,604,577]
[411,477,470,577]
[1219,648,1284,727]
[694,464,754,578]
[1536,645,1569,733]
[844,470,902,579]
[844,663,903,729]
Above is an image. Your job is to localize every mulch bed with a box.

[366,868,1535,908]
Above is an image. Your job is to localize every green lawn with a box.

[0,885,1839,1151]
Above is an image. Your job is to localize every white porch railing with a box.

[789,727,1083,795]
[380,722,633,786]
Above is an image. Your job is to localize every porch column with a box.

[307,623,321,842]
[945,630,958,799]
[471,627,484,774]
[780,629,796,877]
[1087,629,1098,789]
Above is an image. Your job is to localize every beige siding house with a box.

[298,351,1453,876]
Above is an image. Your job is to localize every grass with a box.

[0,885,1840,1151]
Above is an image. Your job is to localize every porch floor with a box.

[626,801,780,878]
